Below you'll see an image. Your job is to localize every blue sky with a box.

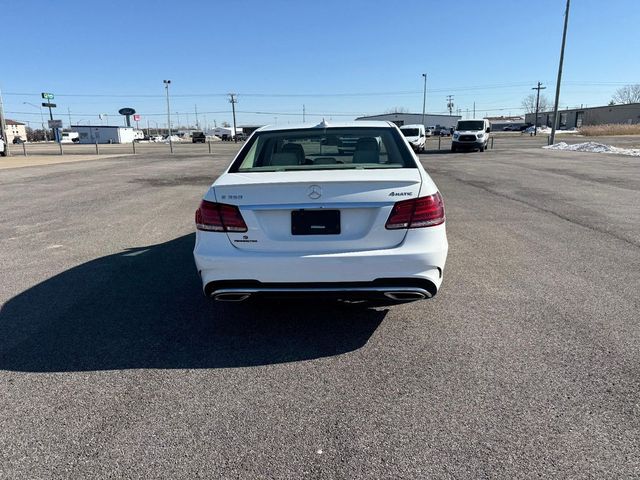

[2,0,639,129]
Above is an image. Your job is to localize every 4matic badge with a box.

[388,191,413,197]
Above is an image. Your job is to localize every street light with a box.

[421,73,427,128]
[23,102,48,141]
[163,80,173,153]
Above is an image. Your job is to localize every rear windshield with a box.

[457,121,485,131]
[229,127,417,172]
[401,128,420,137]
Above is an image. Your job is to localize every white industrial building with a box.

[72,125,137,144]
[355,112,461,129]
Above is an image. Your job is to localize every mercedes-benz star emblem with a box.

[307,185,322,200]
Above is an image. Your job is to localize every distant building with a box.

[525,103,640,129]
[485,115,527,131]
[355,112,461,129]
[239,125,265,136]
[4,119,27,143]
[72,125,137,144]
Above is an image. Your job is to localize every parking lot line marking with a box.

[122,248,149,257]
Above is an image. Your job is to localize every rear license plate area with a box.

[291,210,340,235]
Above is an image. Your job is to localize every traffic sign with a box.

[133,114,141,121]
[41,92,54,100]
[48,119,63,128]
[42,102,57,108]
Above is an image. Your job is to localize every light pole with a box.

[163,80,173,153]
[421,73,427,127]
[23,102,48,141]
[550,0,571,145]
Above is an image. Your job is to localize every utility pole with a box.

[550,0,570,145]
[532,82,547,136]
[228,93,238,143]
[0,86,9,156]
[446,95,454,116]
[163,79,173,153]
[421,73,427,127]
[303,104,306,123]
[473,101,476,118]
[67,107,72,128]
[195,104,199,130]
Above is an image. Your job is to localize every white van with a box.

[61,132,80,143]
[400,124,427,153]
[451,119,491,152]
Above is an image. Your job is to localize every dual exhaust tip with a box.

[212,289,429,302]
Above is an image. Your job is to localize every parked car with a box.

[193,121,448,304]
[192,131,206,143]
[400,124,426,153]
[451,118,491,152]
[0,137,6,156]
[12,137,24,144]
[432,126,451,136]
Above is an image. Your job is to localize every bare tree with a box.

[384,106,409,114]
[611,84,640,104]
[522,93,550,113]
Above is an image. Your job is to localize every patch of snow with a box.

[161,135,183,143]
[524,126,578,134]
[543,141,640,156]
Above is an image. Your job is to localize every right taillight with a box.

[195,200,247,232]
[385,192,445,229]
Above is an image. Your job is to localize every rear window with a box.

[230,127,417,172]
[401,128,420,137]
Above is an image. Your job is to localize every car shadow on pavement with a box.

[0,234,387,372]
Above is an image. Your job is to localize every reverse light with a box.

[385,193,445,229]
[195,200,248,232]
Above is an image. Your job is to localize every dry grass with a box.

[579,123,640,136]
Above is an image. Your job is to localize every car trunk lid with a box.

[212,169,423,253]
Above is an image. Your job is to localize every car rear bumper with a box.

[193,225,448,300]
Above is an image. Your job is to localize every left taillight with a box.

[195,200,247,232]
[385,192,445,229]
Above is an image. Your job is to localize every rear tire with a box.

[451,145,456,153]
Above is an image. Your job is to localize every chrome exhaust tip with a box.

[383,291,427,302]
[212,292,252,302]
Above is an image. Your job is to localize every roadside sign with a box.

[48,119,63,128]
[42,102,57,108]
[41,92,54,100]
[133,114,141,121]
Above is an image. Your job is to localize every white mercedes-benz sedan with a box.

[193,121,448,303]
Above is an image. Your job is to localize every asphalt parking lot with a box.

[1,138,639,478]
